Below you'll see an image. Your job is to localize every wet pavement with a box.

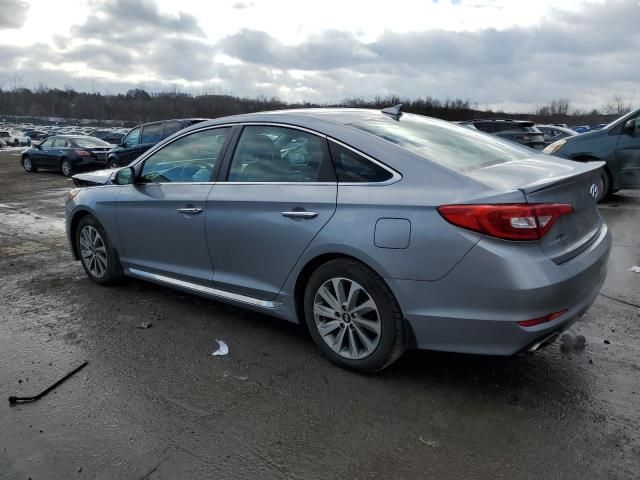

[1,149,639,479]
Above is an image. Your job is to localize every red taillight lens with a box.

[437,203,573,241]
[517,309,568,327]
[75,149,91,157]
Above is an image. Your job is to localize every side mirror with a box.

[624,118,639,135]
[114,166,134,185]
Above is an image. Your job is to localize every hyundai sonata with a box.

[65,106,611,372]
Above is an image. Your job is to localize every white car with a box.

[0,130,30,146]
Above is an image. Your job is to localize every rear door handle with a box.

[177,207,203,215]
[281,211,318,219]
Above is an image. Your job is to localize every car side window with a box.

[163,121,184,139]
[123,127,141,147]
[228,126,329,182]
[141,123,164,144]
[139,127,231,183]
[52,138,68,148]
[40,138,54,149]
[329,142,393,183]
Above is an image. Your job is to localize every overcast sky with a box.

[0,0,638,111]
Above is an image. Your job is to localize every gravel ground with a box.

[1,149,639,479]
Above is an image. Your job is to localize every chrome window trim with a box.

[128,268,282,308]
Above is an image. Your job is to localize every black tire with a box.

[22,156,37,173]
[13,139,19,147]
[597,168,611,202]
[75,215,123,286]
[108,159,119,169]
[60,158,73,177]
[303,259,406,373]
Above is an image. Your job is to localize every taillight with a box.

[437,203,573,241]
[517,309,567,327]
[75,149,91,157]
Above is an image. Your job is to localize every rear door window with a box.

[329,143,393,183]
[163,121,184,138]
[227,126,331,182]
[52,138,69,148]
[141,123,164,144]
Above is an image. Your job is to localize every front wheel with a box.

[60,158,73,177]
[76,215,122,285]
[22,156,37,173]
[13,139,19,147]
[597,169,611,202]
[108,159,119,169]
[303,259,406,373]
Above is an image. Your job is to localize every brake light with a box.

[75,149,91,157]
[437,203,573,241]
[517,309,568,327]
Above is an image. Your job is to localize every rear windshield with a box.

[73,137,111,148]
[350,114,529,172]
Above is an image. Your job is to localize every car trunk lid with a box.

[467,156,604,263]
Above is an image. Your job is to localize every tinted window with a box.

[140,127,230,183]
[141,123,164,144]
[73,137,111,148]
[350,114,529,172]
[52,138,69,148]
[40,138,54,149]
[123,127,141,147]
[228,126,328,182]
[329,143,393,183]
[163,121,184,138]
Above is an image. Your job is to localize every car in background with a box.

[536,125,579,144]
[65,107,611,372]
[572,125,590,133]
[21,135,113,177]
[88,129,125,145]
[0,139,6,148]
[24,130,50,142]
[457,120,546,150]
[589,124,608,132]
[106,118,207,168]
[0,129,30,146]
[544,107,640,200]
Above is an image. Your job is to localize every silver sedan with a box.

[65,107,611,372]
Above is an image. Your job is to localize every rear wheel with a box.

[13,139,19,147]
[76,215,122,285]
[108,159,119,169]
[22,156,37,173]
[60,158,73,177]
[597,169,611,202]
[304,259,406,373]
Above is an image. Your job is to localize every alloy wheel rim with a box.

[313,277,381,360]
[62,161,71,176]
[79,226,108,278]
[23,158,31,170]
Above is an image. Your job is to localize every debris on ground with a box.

[212,340,229,356]
[629,266,640,273]
[559,332,586,352]
[8,361,89,405]
[136,322,153,329]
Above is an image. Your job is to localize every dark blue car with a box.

[21,135,112,177]
[106,118,207,168]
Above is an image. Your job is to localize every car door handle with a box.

[177,207,203,215]
[281,211,318,219]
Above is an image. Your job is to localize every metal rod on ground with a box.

[8,360,89,405]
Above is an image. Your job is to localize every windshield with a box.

[349,114,530,172]
[73,137,111,148]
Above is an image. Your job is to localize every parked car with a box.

[0,129,30,146]
[88,129,125,145]
[65,107,611,372]
[572,125,590,133]
[589,123,608,132]
[23,130,50,142]
[536,124,579,144]
[106,119,207,168]
[544,107,640,200]
[0,139,6,148]
[21,135,113,176]
[457,120,546,149]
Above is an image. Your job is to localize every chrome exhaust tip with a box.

[527,331,561,353]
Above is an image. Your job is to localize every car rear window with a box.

[350,114,529,172]
[73,137,111,148]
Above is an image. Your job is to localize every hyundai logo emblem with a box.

[589,183,599,199]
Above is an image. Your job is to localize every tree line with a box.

[0,84,628,127]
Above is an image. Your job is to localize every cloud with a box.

[0,0,29,29]
[232,2,254,9]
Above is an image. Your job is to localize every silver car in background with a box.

[65,107,611,372]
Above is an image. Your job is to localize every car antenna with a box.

[381,104,403,119]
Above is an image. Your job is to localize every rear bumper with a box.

[387,224,611,355]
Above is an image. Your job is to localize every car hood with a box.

[72,169,115,187]
[465,155,604,194]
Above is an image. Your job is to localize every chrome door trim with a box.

[128,268,282,308]
[281,211,319,218]
[176,207,204,214]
